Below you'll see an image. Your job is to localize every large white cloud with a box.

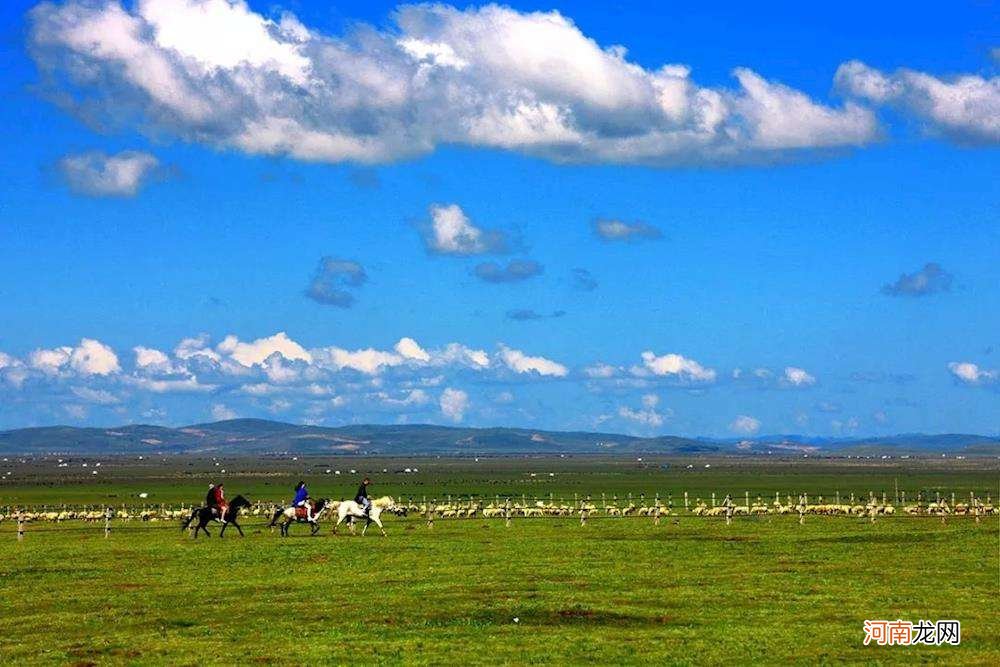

[836,60,1000,143]
[30,339,120,376]
[218,332,313,366]
[439,387,469,422]
[636,351,716,383]
[499,345,568,377]
[28,1,879,166]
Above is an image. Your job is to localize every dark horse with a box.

[181,495,252,538]
[268,498,331,536]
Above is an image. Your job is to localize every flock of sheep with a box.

[1,493,994,528]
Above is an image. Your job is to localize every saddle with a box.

[294,501,315,519]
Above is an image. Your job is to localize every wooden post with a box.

[17,515,25,541]
[580,504,588,526]
[504,498,511,528]
[684,491,689,511]
[711,492,716,508]
[744,491,749,508]
[835,490,840,505]
[653,503,661,526]
[427,499,435,529]
[105,507,112,538]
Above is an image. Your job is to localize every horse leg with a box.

[362,517,369,536]
[310,521,319,536]
[234,520,244,537]
[374,516,386,537]
[220,522,227,538]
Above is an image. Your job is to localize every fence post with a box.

[427,499,435,529]
[504,498,511,528]
[105,507,113,538]
[711,492,716,508]
[17,514,25,541]
[684,491,689,512]
[744,491,749,508]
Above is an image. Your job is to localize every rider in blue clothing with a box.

[292,481,312,521]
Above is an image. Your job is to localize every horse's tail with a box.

[180,508,198,532]
[268,507,283,527]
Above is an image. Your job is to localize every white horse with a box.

[333,496,397,536]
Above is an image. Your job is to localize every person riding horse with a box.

[206,482,228,522]
[292,481,312,522]
[355,477,371,516]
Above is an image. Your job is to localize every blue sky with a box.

[0,1,997,436]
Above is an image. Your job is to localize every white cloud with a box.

[211,403,237,421]
[593,219,662,242]
[29,2,879,167]
[637,351,716,382]
[783,367,816,387]
[836,60,1000,143]
[730,414,760,434]
[125,375,216,393]
[395,337,430,362]
[423,204,505,255]
[57,150,160,197]
[618,394,666,428]
[499,346,568,377]
[219,331,312,366]
[313,346,405,375]
[378,389,430,407]
[948,361,997,385]
[584,363,618,379]
[439,387,468,422]
[30,339,120,376]
[71,386,120,405]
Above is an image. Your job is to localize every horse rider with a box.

[292,481,312,522]
[210,482,228,522]
[355,477,372,516]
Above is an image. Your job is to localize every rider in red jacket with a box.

[212,483,228,521]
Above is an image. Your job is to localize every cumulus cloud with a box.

[304,257,367,307]
[836,60,1000,143]
[730,414,760,434]
[28,1,878,167]
[618,393,667,428]
[571,268,598,291]
[211,403,237,421]
[474,259,543,283]
[881,262,953,297]
[30,339,120,376]
[499,346,568,377]
[635,351,716,382]
[422,204,506,255]
[219,332,313,366]
[439,387,468,422]
[584,363,619,379]
[948,362,997,385]
[57,150,160,197]
[593,219,662,242]
[783,367,816,387]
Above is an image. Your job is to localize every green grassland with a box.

[1,457,998,665]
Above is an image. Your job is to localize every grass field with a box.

[1,457,998,665]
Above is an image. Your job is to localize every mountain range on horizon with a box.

[1,419,998,457]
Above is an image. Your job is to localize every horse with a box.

[181,495,252,538]
[332,496,398,536]
[269,498,331,537]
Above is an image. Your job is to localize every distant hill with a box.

[1,419,998,456]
